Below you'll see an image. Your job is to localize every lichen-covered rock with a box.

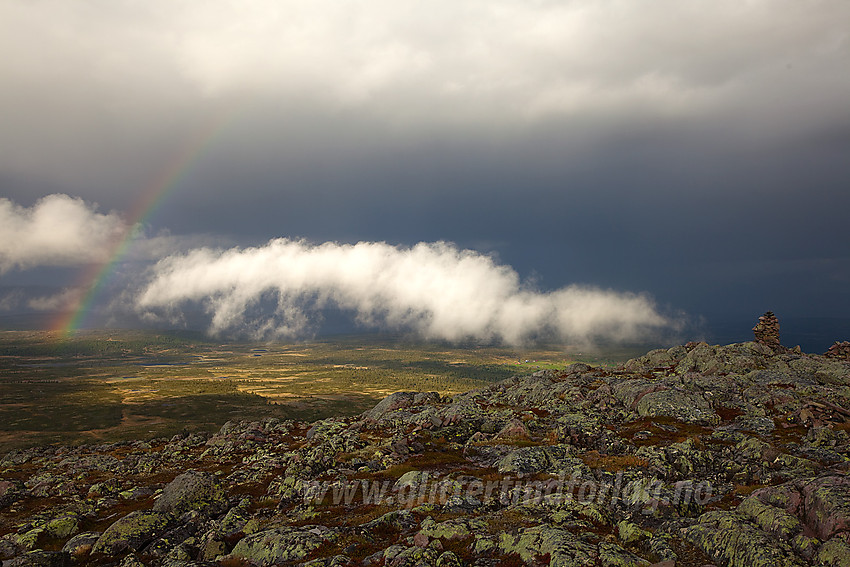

[597,541,651,567]
[227,526,332,566]
[496,445,588,477]
[435,550,462,566]
[684,510,805,567]
[92,510,173,556]
[617,520,651,545]
[152,470,227,517]
[56,533,98,560]
[4,551,72,567]
[361,509,418,532]
[817,536,850,567]
[43,514,80,539]
[394,470,431,492]
[385,545,439,567]
[498,525,598,566]
[495,418,531,441]
[0,533,27,559]
[417,517,484,541]
[737,496,802,540]
[636,389,720,425]
[497,446,551,475]
[364,392,416,421]
[802,474,850,540]
[118,553,146,567]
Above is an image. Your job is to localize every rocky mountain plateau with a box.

[1,316,849,567]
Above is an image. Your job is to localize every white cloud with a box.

[0,194,126,273]
[137,239,670,343]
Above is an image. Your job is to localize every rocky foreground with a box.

[1,339,850,567]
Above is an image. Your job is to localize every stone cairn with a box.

[824,341,850,360]
[753,311,781,350]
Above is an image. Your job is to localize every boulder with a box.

[60,532,100,558]
[737,496,802,540]
[684,510,805,567]
[152,470,227,517]
[92,510,172,556]
[4,551,71,567]
[364,392,416,421]
[636,389,720,425]
[227,526,332,566]
[597,541,651,567]
[817,536,850,567]
[498,525,598,566]
[802,474,850,540]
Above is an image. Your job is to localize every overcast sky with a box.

[1,1,849,343]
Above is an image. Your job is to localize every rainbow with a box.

[52,111,238,339]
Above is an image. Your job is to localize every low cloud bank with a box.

[0,194,125,273]
[137,239,671,344]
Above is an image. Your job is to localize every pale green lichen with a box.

[598,541,651,567]
[737,496,802,540]
[816,537,850,567]
[684,510,806,567]
[617,520,651,545]
[498,525,597,566]
[229,527,331,566]
[44,514,80,539]
[92,510,171,555]
[417,518,484,541]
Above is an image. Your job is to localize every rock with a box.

[227,526,332,565]
[93,510,173,555]
[496,446,551,475]
[730,415,775,434]
[684,510,805,567]
[496,445,588,477]
[636,389,720,425]
[802,474,850,540]
[824,341,850,360]
[4,551,72,567]
[597,541,651,567]
[417,518,484,541]
[817,536,850,567]
[386,545,439,567]
[806,426,849,448]
[394,470,430,492]
[364,392,416,421]
[617,520,651,545]
[498,525,598,566]
[118,553,145,567]
[413,392,441,405]
[152,470,227,517]
[436,550,462,566]
[60,532,100,558]
[43,514,79,539]
[737,496,802,540]
[495,418,531,441]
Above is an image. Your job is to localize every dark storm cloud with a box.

[1,0,849,332]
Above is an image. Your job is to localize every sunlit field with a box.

[0,331,641,451]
